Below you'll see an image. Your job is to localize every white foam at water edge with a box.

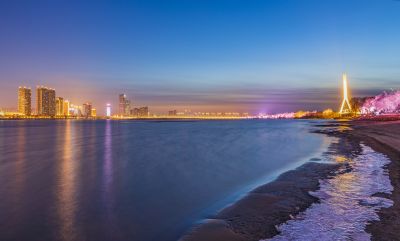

[263,144,394,241]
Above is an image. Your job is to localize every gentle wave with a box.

[265,144,393,241]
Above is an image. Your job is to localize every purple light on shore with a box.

[361,90,400,115]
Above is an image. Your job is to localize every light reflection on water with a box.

[268,145,393,241]
[12,126,27,223]
[101,120,121,240]
[57,120,79,241]
[0,119,329,241]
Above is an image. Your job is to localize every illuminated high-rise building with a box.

[56,97,64,116]
[18,87,31,116]
[132,106,149,117]
[119,94,131,116]
[168,110,177,116]
[91,108,97,117]
[36,86,56,117]
[63,100,70,116]
[106,104,111,117]
[126,99,131,115]
[48,89,56,116]
[83,102,92,118]
[119,94,126,115]
[69,104,82,117]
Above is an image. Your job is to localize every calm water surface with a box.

[0,119,329,241]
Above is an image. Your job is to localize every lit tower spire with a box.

[339,73,352,114]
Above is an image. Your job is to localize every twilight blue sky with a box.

[0,0,399,114]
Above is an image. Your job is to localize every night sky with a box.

[1,0,399,114]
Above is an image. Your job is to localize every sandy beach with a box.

[181,120,400,241]
[349,121,400,241]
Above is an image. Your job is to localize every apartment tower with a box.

[18,87,32,116]
[36,86,56,117]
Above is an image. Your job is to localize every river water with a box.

[0,119,330,241]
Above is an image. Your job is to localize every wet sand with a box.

[181,120,400,241]
[348,121,400,241]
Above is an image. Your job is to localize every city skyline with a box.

[1,0,400,114]
[7,84,251,118]
[1,73,392,116]
[14,85,98,118]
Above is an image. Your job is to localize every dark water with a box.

[0,119,329,241]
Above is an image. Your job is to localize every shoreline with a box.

[347,120,400,241]
[180,162,341,241]
[0,117,251,120]
[181,120,400,241]
[181,121,352,241]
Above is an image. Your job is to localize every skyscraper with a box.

[132,106,149,117]
[36,87,46,116]
[139,106,149,117]
[91,108,97,117]
[83,102,92,118]
[18,87,31,116]
[36,86,56,117]
[168,110,177,116]
[119,94,126,115]
[63,100,70,116]
[119,94,131,116]
[69,104,82,117]
[125,99,131,115]
[56,97,64,116]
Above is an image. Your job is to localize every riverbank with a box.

[181,120,400,241]
[181,163,342,241]
[348,120,400,241]
[181,121,356,241]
